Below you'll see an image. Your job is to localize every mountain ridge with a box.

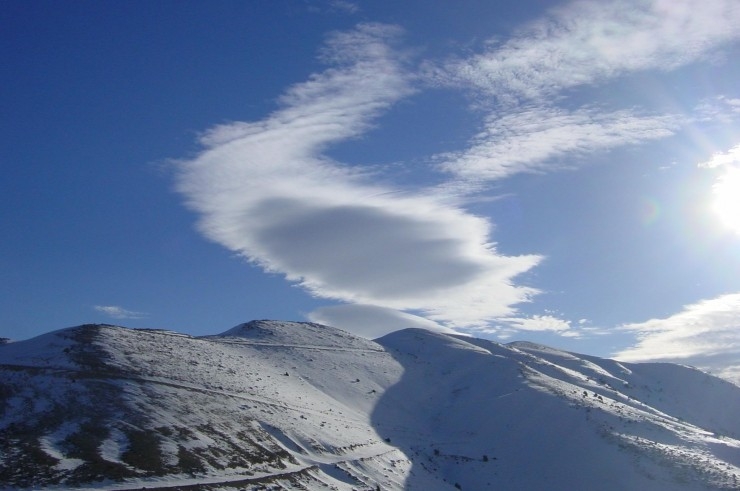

[2,321,740,490]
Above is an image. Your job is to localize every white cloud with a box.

[308,0,360,15]
[175,7,740,340]
[176,24,541,329]
[328,0,359,14]
[695,96,740,123]
[502,314,573,333]
[428,0,739,184]
[94,305,148,320]
[482,314,579,339]
[437,0,740,103]
[614,293,740,384]
[307,304,458,339]
[698,143,740,169]
[439,106,679,181]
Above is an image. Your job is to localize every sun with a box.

[712,167,740,235]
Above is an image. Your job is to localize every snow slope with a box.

[1,321,740,490]
[375,331,740,490]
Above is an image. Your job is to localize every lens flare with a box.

[712,167,740,235]
[641,197,661,226]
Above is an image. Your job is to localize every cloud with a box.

[614,293,740,384]
[176,8,740,339]
[308,304,458,339]
[426,0,739,184]
[500,315,573,333]
[176,23,541,329]
[328,0,359,14]
[435,0,740,103]
[695,96,740,124]
[698,143,740,169]
[439,106,680,181]
[477,314,581,340]
[94,305,148,320]
[307,0,360,15]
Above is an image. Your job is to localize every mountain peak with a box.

[213,319,380,350]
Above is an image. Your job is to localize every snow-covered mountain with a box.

[2,321,740,490]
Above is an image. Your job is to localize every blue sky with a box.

[3,1,740,380]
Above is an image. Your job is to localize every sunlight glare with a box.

[712,167,740,235]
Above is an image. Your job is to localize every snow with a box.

[39,422,85,471]
[0,327,80,369]
[2,321,740,490]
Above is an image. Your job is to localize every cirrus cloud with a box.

[439,106,680,181]
[436,0,740,103]
[94,305,148,320]
[614,293,740,384]
[430,0,739,185]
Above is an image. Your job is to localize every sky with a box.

[3,0,740,381]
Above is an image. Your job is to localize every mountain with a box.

[1,321,740,490]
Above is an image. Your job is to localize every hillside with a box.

[1,321,740,490]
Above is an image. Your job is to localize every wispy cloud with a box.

[501,314,573,333]
[307,0,360,15]
[430,0,739,185]
[436,0,740,103]
[94,305,148,320]
[328,0,359,14]
[614,293,740,383]
[479,314,582,340]
[439,106,680,181]
[695,96,740,124]
[177,24,541,329]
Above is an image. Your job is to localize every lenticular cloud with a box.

[176,24,540,329]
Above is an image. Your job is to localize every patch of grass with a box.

[121,429,165,474]
[66,460,134,485]
[0,381,15,414]
[64,325,126,375]
[64,421,109,460]
[0,439,62,488]
[60,419,136,484]
[177,445,206,476]
[156,425,174,437]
